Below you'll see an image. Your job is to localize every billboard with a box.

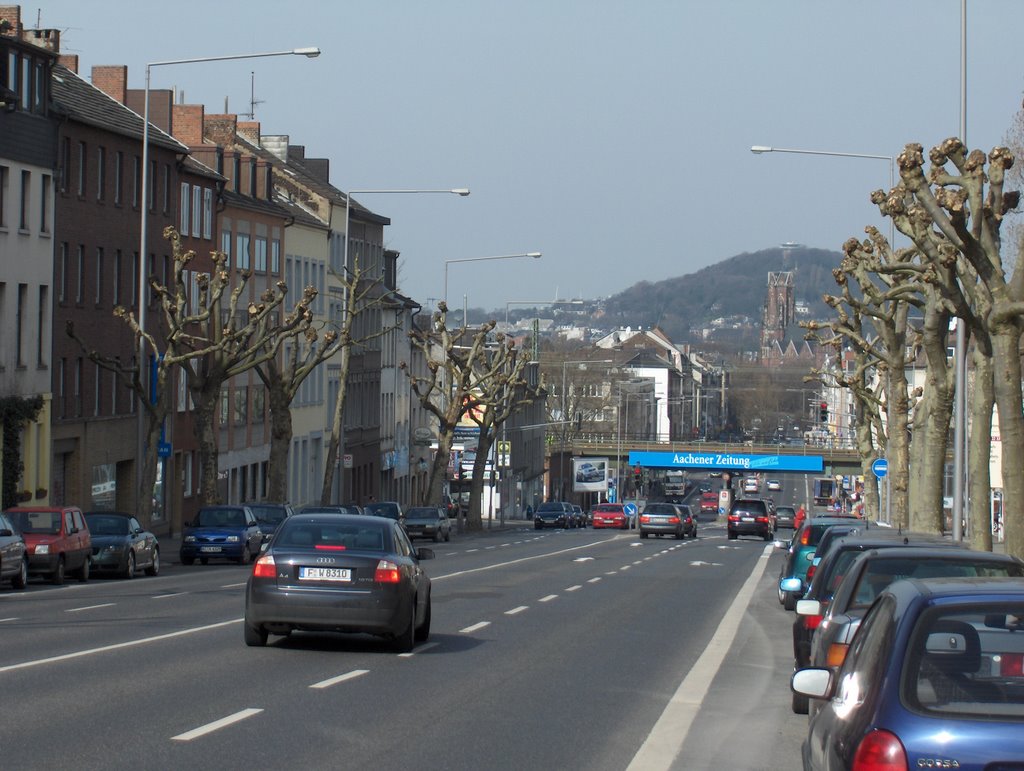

[628,451,824,474]
[573,457,608,492]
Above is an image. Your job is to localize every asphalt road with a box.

[1,507,809,770]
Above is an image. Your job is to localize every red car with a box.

[700,491,719,516]
[590,503,628,529]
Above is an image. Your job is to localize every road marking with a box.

[153,592,187,600]
[0,617,18,623]
[605,570,618,575]
[398,642,438,658]
[689,560,723,567]
[514,541,523,544]
[0,618,242,674]
[485,546,496,550]
[460,621,491,634]
[565,585,582,592]
[466,549,479,553]
[501,543,511,547]
[539,594,558,602]
[432,535,622,581]
[573,556,595,562]
[220,582,246,588]
[172,708,263,741]
[444,552,458,557]
[627,544,773,771]
[621,565,632,571]
[505,606,528,615]
[309,669,370,689]
[587,577,602,584]
[66,603,115,613]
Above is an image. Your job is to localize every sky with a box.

[26,0,1024,311]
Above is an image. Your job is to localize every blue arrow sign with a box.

[871,458,888,479]
[623,503,638,516]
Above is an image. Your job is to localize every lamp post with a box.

[443,252,542,307]
[137,45,319,524]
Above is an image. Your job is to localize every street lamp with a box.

[443,252,542,306]
[137,46,319,524]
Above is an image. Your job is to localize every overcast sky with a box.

[31,0,1024,310]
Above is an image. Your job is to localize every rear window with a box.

[85,514,129,535]
[644,504,676,514]
[277,521,388,551]
[365,503,401,519]
[250,506,288,525]
[731,500,767,516]
[592,505,623,513]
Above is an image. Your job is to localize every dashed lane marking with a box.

[310,669,370,689]
[460,621,491,634]
[172,708,263,741]
[398,642,438,658]
[505,606,529,615]
[66,603,115,613]
[153,592,187,600]
[565,585,582,592]
[539,594,558,602]
[220,582,246,589]
[587,577,602,584]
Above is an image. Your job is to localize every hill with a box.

[599,245,843,341]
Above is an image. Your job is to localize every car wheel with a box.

[123,551,136,580]
[199,557,209,566]
[791,690,809,715]
[415,593,432,643]
[445,530,451,542]
[640,532,648,539]
[78,557,90,583]
[675,531,684,540]
[763,530,772,542]
[12,557,28,590]
[243,620,267,647]
[728,531,737,541]
[783,592,797,611]
[777,585,786,605]
[237,544,251,565]
[535,523,542,530]
[181,556,195,566]
[393,602,416,653]
[145,548,160,576]
[433,530,441,543]
[51,557,65,585]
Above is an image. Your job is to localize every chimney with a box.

[204,114,239,147]
[262,135,289,162]
[171,104,205,146]
[57,54,78,73]
[288,144,305,161]
[92,65,127,104]
[304,158,330,184]
[0,6,23,38]
[25,26,60,53]
[237,120,260,146]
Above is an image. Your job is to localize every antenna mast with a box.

[241,71,265,120]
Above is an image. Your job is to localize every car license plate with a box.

[299,566,352,582]
[742,517,754,522]
[200,546,222,553]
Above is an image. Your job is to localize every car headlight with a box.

[103,545,122,553]
[226,535,240,542]
[184,535,196,543]
[35,544,50,554]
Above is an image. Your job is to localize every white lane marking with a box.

[432,535,623,581]
[398,642,439,658]
[172,708,263,741]
[485,546,496,550]
[573,557,595,562]
[633,560,643,565]
[505,606,528,615]
[220,582,246,589]
[153,592,187,600]
[627,544,773,771]
[689,560,723,567]
[444,552,458,557]
[501,543,511,547]
[539,594,558,602]
[631,543,643,547]
[0,617,18,623]
[66,603,115,613]
[460,621,491,634]
[466,549,480,553]
[309,669,370,689]
[621,565,632,571]
[565,585,582,592]
[514,541,523,545]
[0,618,242,674]
[605,570,618,575]
[587,577,602,584]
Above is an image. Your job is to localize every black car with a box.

[364,501,405,525]
[774,505,796,529]
[0,512,27,590]
[534,502,571,529]
[404,506,452,542]
[84,511,160,579]
[245,502,294,541]
[244,513,433,652]
[727,498,774,541]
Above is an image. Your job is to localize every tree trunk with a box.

[266,378,294,503]
[968,346,994,551]
[139,402,168,529]
[908,385,950,534]
[886,370,911,530]
[467,427,495,531]
[426,429,454,507]
[321,342,351,505]
[992,328,1024,559]
[193,388,222,505]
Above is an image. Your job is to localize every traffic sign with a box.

[623,502,638,516]
[871,458,888,479]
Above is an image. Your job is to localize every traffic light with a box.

[819,401,828,423]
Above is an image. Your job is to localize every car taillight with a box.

[374,559,401,583]
[851,729,907,771]
[728,515,739,522]
[667,516,680,524]
[315,544,347,551]
[756,516,768,523]
[800,529,811,545]
[252,554,275,578]
[803,614,823,630]
[999,653,1024,676]
[806,564,817,581]
[827,642,850,668]
[640,515,650,524]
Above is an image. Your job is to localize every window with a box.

[202,188,213,239]
[148,160,156,211]
[74,359,82,416]
[96,146,106,200]
[114,151,123,204]
[233,156,241,193]
[233,386,248,425]
[271,235,281,274]
[219,388,230,426]
[37,286,47,366]
[179,183,190,233]
[132,156,140,208]
[236,233,251,270]
[95,248,104,304]
[162,164,170,214]
[130,252,138,308]
[57,358,65,416]
[252,386,264,424]
[77,141,86,197]
[220,221,232,261]
[60,138,70,193]
[183,451,193,497]
[0,165,7,228]
[19,169,29,230]
[191,185,201,238]
[94,363,101,416]
[16,283,26,367]
[40,174,50,233]
[19,54,29,111]
[58,243,67,303]
[254,236,267,272]
[76,245,84,304]
[33,59,44,113]
[113,250,121,307]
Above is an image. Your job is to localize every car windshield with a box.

[850,559,1024,609]
[194,508,246,528]
[537,504,564,513]
[364,503,400,519]
[277,522,388,552]
[9,511,61,534]
[251,507,287,525]
[84,514,129,535]
[733,501,767,516]
[406,508,439,520]
[905,604,1024,718]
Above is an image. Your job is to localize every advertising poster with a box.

[573,457,608,492]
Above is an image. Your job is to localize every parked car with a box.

[244,512,433,652]
[776,515,860,610]
[774,505,796,529]
[789,531,963,714]
[639,502,696,539]
[6,506,91,584]
[590,503,627,530]
[571,504,586,528]
[364,501,405,526]
[84,511,160,579]
[403,506,451,542]
[727,498,774,541]
[534,502,571,529]
[793,577,1024,770]
[245,502,294,541]
[180,505,265,565]
[0,511,28,590]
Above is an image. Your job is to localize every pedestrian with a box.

[794,504,806,532]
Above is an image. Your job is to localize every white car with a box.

[766,479,782,491]
[743,478,759,494]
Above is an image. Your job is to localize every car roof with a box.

[84,511,133,517]
[287,513,389,528]
[882,575,1024,610]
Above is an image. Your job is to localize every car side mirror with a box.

[260,541,270,553]
[416,547,435,561]
[791,668,833,700]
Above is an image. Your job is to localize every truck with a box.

[812,478,835,506]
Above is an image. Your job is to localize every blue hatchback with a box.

[180,505,265,565]
[793,577,1024,770]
